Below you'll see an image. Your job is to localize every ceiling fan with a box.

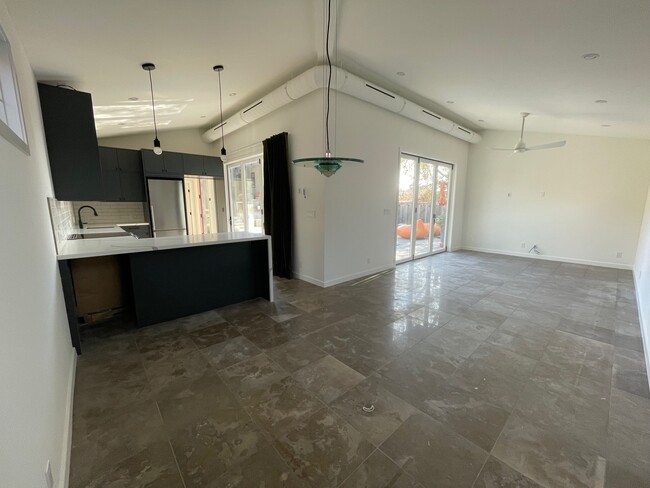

[493,113,566,153]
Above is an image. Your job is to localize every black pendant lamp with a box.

[213,64,227,162]
[292,0,363,177]
[142,63,162,155]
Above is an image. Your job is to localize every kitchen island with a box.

[57,231,273,353]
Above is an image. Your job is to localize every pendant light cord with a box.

[325,0,332,155]
[147,69,159,140]
[218,68,225,152]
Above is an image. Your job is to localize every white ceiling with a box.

[5,0,650,140]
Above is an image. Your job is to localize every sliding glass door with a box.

[396,153,453,263]
[225,157,264,233]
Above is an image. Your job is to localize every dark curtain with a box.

[263,132,293,278]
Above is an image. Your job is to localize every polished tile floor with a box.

[70,251,650,488]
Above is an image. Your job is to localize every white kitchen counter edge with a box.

[57,232,271,260]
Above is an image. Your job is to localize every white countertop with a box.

[58,230,270,260]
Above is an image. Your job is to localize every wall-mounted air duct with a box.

[201,65,481,144]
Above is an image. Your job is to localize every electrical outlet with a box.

[616,252,623,259]
[521,243,526,248]
[45,460,54,488]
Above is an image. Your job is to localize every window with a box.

[0,25,28,153]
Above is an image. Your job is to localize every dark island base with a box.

[58,239,271,354]
[129,240,270,326]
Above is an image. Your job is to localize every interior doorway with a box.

[395,153,453,263]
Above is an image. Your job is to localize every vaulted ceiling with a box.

[5,0,650,139]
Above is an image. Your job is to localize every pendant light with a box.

[142,63,162,155]
[213,64,227,162]
[292,0,363,177]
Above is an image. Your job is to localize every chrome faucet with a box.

[77,205,98,229]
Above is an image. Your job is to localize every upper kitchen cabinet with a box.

[141,149,184,177]
[203,156,224,177]
[183,153,224,177]
[99,147,145,202]
[38,83,102,201]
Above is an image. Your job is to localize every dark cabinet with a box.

[203,156,224,177]
[141,149,184,176]
[99,147,145,202]
[183,154,224,177]
[38,83,102,201]
[183,154,204,175]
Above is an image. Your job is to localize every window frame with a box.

[0,25,29,154]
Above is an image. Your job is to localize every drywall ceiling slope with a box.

[4,0,318,137]
[6,0,650,139]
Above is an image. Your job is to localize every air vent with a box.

[242,100,263,114]
[212,121,227,131]
[457,126,471,135]
[365,84,396,99]
[422,110,441,120]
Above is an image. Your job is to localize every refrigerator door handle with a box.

[150,205,156,232]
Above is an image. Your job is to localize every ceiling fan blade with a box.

[491,147,516,151]
[525,140,566,151]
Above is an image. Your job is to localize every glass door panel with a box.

[244,159,264,234]
[414,161,434,258]
[433,163,451,252]
[396,156,416,262]
[227,165,245,232]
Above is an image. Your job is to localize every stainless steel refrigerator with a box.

[147,179,187,237]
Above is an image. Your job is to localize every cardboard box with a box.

[71,256,123,315]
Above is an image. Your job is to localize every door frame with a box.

[223,153,264,233]
[394,150,455,264]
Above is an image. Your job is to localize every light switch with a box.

[306,210,316,218]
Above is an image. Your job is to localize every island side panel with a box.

[58,260,82,354]
[129,240,271,326]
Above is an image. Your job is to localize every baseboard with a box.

[461,246,634,270]
[323,263,396,288]
[633,272,650,384]
[59,347,77,488]
[293,272,325,288]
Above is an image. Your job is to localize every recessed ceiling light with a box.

[582,53,600,60]
[601,124,611,127]
[446,100,455,104]
[396,71,405,76]
[595,99,608,104]
[128,97,138,101]
[229,92,237,97]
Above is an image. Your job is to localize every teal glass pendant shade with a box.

[293,153,363,177]
[292,0,363,177]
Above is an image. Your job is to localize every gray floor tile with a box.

[380,413,488,488]
[292,355,365,404]
[275,407,374,487]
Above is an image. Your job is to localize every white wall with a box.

[0,2,76,487]
[99,127,214,155]
[464,130,650,268]
[634,185,650,376]
[325,93,470,285]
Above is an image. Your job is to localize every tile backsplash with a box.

[47,198,74,253]
[72,201,147,227]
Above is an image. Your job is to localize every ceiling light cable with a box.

[142,63,162,155]
[213,65,227,161]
